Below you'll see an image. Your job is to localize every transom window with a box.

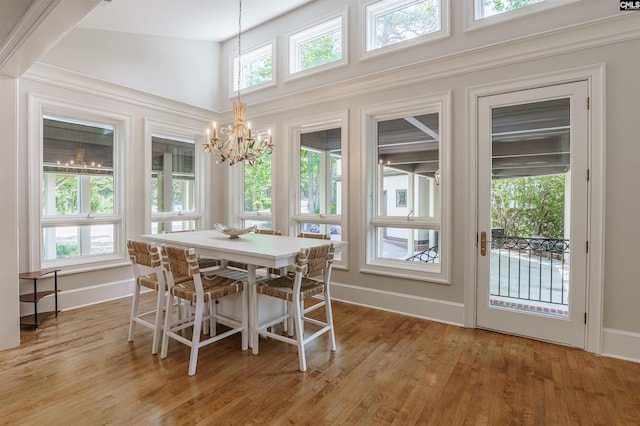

[468,0,579,29]
[233,43,273,92]
[289,15,344,75]
[41,114,120,264]
[365,0,443,52]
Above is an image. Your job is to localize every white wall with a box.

[41,29,222,111]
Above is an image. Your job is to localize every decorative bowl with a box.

[214,223,256,239]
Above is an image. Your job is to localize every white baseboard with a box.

[601,328,640,363]
[331,281,465,326]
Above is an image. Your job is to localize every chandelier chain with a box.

[237,0,242,104]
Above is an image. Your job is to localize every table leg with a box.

[247,264,256,349]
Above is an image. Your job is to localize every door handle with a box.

[481,231,487,256]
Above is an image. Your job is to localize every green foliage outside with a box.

[90,176,114,213]
[54,174,113,215]
[375,0,440,47]
[244,155,272,212]
[56,244,78,258]
[484,0,543,14]
[243,57,272,88]
[298,149,339,214]
[300,149,321,213]
[492,174,566,239]
[300,31,342,71]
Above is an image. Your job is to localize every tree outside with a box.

[300,32,342,71]
[491,174,565,239]
[244,154,272,212]
[481,0,543,15]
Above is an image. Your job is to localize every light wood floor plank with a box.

[1,293,640,425]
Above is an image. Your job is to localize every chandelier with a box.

[204,0,273,166]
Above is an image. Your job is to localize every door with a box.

[476,82,589,347]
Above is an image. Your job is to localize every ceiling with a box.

[77,0,316,42]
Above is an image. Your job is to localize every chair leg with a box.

[210,300,217,336]
[324,290,336,351]
[151,288,164,355]
[188,301,204,376]
[128,284,141,342]
[160,292,174,359]
[292,297,307,372]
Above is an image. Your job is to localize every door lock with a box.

[481,231,487,256]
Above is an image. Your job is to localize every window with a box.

[232,43,273,92]
[468,0,579,29]
[289,15,345,75]
[289,114,348,267]
[241,152,274,231]
[41,114,121,264]
[363,95,450,282]
[294,126,343,241]
[150,133,201,234]
[365,0,446,53]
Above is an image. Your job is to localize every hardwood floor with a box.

[1,294,640,425]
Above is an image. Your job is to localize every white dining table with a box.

[141,230,346,347]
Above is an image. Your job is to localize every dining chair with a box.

[251,243,336,372]
[127,239,189,355]
[160,244,247,376]
[298,232,330,240]
[163,229,220,271]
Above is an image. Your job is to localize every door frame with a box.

[464,64,605,354]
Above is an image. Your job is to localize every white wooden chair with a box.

[160,245,247,376]
[127,240,189,355]
[251,243,336,372]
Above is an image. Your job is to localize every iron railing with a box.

[490,236,570,306]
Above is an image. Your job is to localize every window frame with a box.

[286,111,349,269]
[29,96,129,271]
[144,119,206,234]
[361,0,450,59]
[361,93,451,283]
[230,41,275,96]
[464,0,581,32]
[287,9,348,79]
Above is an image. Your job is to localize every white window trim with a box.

[229,122,276,230]
[464,0,581,32]
[229,41,276,97]
[360,92,451,283]
[29,95,130,272]
[144,118,206,233]
[286,9,348,80]
[361,0,450,61]
[284,110,349,269]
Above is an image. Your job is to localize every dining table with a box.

[140,229,346,347]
